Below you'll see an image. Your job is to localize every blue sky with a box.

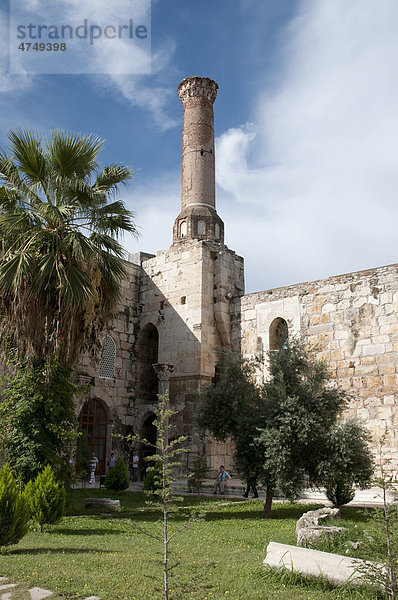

[1,0,398,293]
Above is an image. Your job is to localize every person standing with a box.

[130,451,140,481]
[89,452,98,484]
[213,465,230,495]
[107,452,116,469]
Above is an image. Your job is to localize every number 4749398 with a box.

[19,42,67,51]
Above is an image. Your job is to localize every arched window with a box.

[78,398,108,475]
[180,221,187,238]
[214,223,220,239]
[197,220,205,235]
[269,318,288,351]
[99,335,116,379]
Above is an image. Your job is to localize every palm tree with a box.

[0,129,137,367]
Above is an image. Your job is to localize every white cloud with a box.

[122,174,180,255]
[0,10,32,93]
[216,0,398,292]
[3,0,176,128]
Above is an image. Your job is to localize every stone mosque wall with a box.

[232,263,398,467]
[74,75,398,478]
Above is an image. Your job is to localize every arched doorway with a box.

[78,398,108,474]
[142,413,157,458]
[269,317,289,351]
[136,323,159,404]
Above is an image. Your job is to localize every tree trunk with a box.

[164,497,168,600]
[383,482,397,600]
[262,484,273,519]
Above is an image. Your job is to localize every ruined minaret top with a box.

[173,76,224,244]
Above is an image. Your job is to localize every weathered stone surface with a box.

[0,585,17,591]
[297,525,345,547]
[263,541,385,586]
[235,263,398,471]
[84,498,121,510]
[29,587,53,600]
[296,507,340,534]
[296,507,342,547]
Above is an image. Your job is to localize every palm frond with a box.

[94,164,133,193]
[89,200,138,236]
[89,232,126,257]
[8,130,47,188]
[0,152,43,206]
[0,251,36,296]
[47,131,104,180]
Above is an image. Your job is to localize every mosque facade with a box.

[77,76,398,476]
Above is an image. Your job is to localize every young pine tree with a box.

[128,391,197,600]
[104,457,129,491]
[24,465,66,532]
[0,464,29,552]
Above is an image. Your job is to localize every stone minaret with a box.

[173,76,224,244]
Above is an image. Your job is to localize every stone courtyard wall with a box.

[231,263,398,470]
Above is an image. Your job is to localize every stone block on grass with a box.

[84,498,121,510]
[263,541,385,586]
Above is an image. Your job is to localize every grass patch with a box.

[0,491,388,600]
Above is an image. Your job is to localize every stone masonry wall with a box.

[76,260,141,446]
[231,263,398,470]
[136,239,243,473]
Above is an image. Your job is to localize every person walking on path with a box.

[213,465,230,495]
[89,452,98,484]
[242,477,259,498]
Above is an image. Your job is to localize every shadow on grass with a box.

[50,527,124,536]
[7,547,114,555]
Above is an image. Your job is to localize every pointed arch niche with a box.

[135,323,159,404]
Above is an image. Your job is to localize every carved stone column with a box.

[152,363,175,396]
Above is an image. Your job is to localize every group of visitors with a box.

[89,451,117,483]
[90,454,257,496]
[89,450,143,484]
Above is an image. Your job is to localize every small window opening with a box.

[197,220,205,235]
[180,296,186,305]
[99,335,116,379]
[269,318,289,351]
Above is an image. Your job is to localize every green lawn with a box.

[0,490,385,600]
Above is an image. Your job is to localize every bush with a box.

[143,464,162,493]
[319,420,374,508]
[325,478,355,507]
[104,457,129,491]
[24,465,66,532]
[0,359,77,486]
[188,452,207,494]
[0,464,29,552]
